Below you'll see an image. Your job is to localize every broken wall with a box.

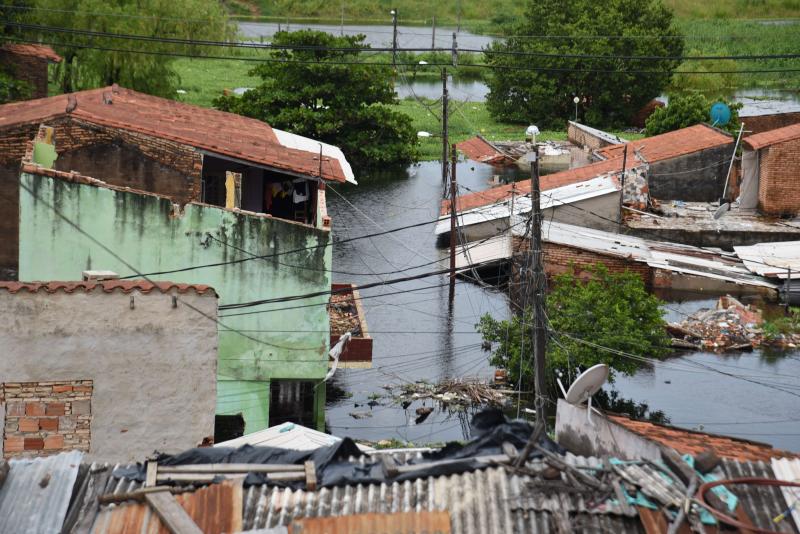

[0,287,217,462]
[647,144,734,202]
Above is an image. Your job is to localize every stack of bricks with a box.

[3,380,92,458]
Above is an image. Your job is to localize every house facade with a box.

[0,280,217,462]
[3,86,356,434]
[0,44,62,100]
[742,123,800,216]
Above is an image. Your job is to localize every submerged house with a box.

[741,123,800,217]
[0,86,362,434]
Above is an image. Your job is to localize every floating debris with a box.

[393,378,510,409]
[329,292,362,336]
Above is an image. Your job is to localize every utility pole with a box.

[431,15,436,50]
[515,147,547,468]
[618,144,628,224]
[441,69,449,185]
[457,0,462,32]
[391,8,398,67]
[340,2,344,36]
[449,144,458,302]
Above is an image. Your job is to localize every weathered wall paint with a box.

[0,287,218,462]
[18,172,332,431]
[648,145,734,202]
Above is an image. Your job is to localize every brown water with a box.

[325,162,800,451]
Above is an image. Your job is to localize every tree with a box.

[24,0,232,96]
[0,0,33,103]
[476,264,669,393]
[484,0,683,128]
[645,93,742,136]
[213,30,418,170]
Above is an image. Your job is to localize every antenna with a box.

[710,102,731,127]
[564,364,609,425]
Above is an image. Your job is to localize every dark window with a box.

[269,380,316,427]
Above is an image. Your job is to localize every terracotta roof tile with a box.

[0,281,216,296]
[441,158,623,215]
[455,137,512,164]
[444,124,732,215]
[0,86,349,183]
[743,122,800,150]
[1,43,62,62]
[608,413,798,463]
[597,124,732,161]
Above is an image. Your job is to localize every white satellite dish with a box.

[562,364,609,425]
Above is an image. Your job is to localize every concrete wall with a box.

[567,122,623,150]
[18,170,333,432]
[757,139,800,216]
[0,287,217,462]
[555,400,663,461]
[648,144,734,202]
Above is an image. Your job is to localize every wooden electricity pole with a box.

[515,147,547,467]
[431,16,436,50]
[391,8,398,67]
[618,144,628,223]
[441,69,449,185]
[449,144,458,302]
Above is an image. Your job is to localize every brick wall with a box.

[3,380,92,458]
[743,112,800,136]
[0,51,49,99]
[0,116,203,276]
[567,122,621,151]
[757,139,800,216]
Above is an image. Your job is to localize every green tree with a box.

[24,0,232,96]
[0,1,33,103]
[213,30,418,170]
[645,93,741,136]
[477,264,669,393]
[484,0,683,128]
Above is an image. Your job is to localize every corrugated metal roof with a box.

[734,241,800,279]
[288,511,451,533]
[215,422,374,452]
[722,458,798,532]
[771,457,800,531]
[0,450,83,534]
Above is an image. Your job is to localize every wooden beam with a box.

[304,461,317,491]
[144,491,204,534]
[145,461,158,487]
[157,463,303,474]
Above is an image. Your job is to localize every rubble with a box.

[668,295,800,351]
[393,378,510,409]
[328,292,362,336]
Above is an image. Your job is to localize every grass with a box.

[223,0,800,28]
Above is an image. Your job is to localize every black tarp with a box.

[113,409,563,488]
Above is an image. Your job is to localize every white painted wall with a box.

[0,286,218,462]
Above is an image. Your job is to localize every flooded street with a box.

[326,164,800,450]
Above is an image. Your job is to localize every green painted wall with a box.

[18,172,332,431]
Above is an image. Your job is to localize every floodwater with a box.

[238,22,494,50]
[325,164,800,450]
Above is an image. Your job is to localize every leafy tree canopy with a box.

[484,0,683,128]
[476,264,670,394]
[0,1,33,103]
[645,93,742,136]
[23,0,232,96]
[214,30,418,171]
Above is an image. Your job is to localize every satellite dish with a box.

[710,102,731,127]
[564,364,609,426]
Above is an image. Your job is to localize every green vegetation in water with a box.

[762,308,800,342]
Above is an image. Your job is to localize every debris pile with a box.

[668,295,799,351]
[394,378,509,409]
[328,292,361,336]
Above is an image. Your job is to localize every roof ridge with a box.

[0,280,217,296]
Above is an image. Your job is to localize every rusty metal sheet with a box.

[90,478,242,534]
[288,511,451,534]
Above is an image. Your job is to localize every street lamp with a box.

[573,96,580,122]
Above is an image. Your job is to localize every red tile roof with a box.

[608,413,798,463]
[0,86,349,183]
[441,158,623,215]
[455,136,512,165]
[1,43,62,62]
[596,123,732,161]
[744,122,800,150]
[0,281,216,296]
[444,124,732,216]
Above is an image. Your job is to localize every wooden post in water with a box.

[449,144,458,303]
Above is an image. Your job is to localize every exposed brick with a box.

[43,435,64,450]
[58,416,76,431]
[71,400,91,415]
[757,140,800,216]
[45,403,66,416]
[39,418,58,431]
[18,417,39,432]
[52,385,73,393]
[25,402,46,416]
[23,438,44,450]
[5,402,25,417]
[4,436,23,453]
[73,385,92,393]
